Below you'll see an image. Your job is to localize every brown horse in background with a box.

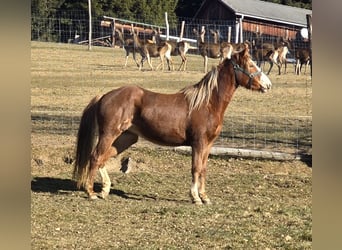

[73,44,272,205]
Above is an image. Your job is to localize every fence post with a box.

[306,14,312,77]
[227,26,231,42]
[239,16,243,43]
[165,12,169,40]
[88,0,92,50]
[179,21,185,41]
[111,19,116,47]
[235,20,239,44]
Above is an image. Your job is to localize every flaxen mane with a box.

[181,66,219,114]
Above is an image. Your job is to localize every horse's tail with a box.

[73,95,101,189]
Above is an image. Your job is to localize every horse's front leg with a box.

[198,147,212,205]
[204,55,208,73]
[190,146,205,205]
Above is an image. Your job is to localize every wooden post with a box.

[88,0,92,50]
[235,20,239,44]
[227,26,231,42]
[111,19,116,47]
[179,21,185,41]
[285,29,289,40]
[239,16,243,43]
[165,12,169,40]
[306,14,312,77]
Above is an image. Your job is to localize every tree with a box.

[31,0,65,41]
[175,0,204,18]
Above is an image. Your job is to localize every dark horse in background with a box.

[73,43,272,205]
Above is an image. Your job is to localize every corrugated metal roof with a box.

[219,0,312,26]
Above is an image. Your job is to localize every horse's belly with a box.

[128,123,186,146]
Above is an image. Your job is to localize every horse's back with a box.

[97,85,144,119]
[101,85,143,102]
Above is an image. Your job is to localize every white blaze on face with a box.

[260,72,272,91]
[252,61,272,91]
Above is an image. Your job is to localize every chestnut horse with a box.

[73,44,272,205]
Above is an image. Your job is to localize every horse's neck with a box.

[116,32,124,43]
[213,33,219,44]
[133,34,141,46]
[215,63,237,115]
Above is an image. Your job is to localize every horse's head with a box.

[231,43,272,93]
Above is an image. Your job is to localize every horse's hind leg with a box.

[112,130,138,154]
[87,134,118,199]
[98,131,138,199]
[266,61,273,75]
[204,56,208,73]
[124,50,129,67]
[132,50,141,68]
[178,54,187,71]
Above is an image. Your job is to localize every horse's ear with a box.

[238,43,251,62]
[244,40,251,49]
[232,47,244,56]
[242,42,249,55]
[232,43,247,55]
[232,43,250,61]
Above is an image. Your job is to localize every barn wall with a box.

[242,20,298,39]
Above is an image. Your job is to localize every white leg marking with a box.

[190,182,202,205]
[99,167,111,199]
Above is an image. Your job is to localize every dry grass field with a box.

[31,41,312,249]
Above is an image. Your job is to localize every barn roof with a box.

[201,0,312,27]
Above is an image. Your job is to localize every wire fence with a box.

[31,12,312,161]
[31,111,312,158]
[31,11,310,48]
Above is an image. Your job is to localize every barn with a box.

[193,0,312,42]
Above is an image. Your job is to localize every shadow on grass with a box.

[31,177,189,203]
[31,177,76,193]
[299,154,312,168]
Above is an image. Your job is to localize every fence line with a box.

[31,111,311,157]
[31,13,310,48]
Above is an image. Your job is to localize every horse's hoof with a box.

[200,194,211,205]
[202,199,212,205]
[192,199,203,205]
[190,191,203,205]
[100,192,109,200]
[88,193,98,200]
